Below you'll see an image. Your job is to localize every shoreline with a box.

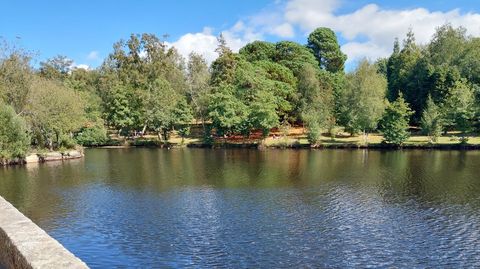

[2,142,479,167]
[93,141,480,150]
[0,150,84,167]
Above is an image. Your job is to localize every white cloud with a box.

[165,0,480,67]
[282,0,480,64]
[341,41,391,62]
[86,50,99,61]
[166,28,219,63]
[167,26,259,64]
[72,64,90,70]
[270,23,295,38]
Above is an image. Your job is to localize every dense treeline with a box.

[1,24,480,160]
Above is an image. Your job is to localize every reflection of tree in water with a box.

[376,150,480,207]
[0,158,85,227]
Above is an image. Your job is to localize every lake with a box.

[1,148,480,268]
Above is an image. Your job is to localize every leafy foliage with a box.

[75,125,108,147]
[307,27,347,73]
[0,103,30,159]
[26,78,86,149]
[339,60,387,136]
[379,94,413,145]
[2,22,480,153]
[420,96,443,142]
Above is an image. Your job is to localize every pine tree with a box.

[379,94,413,145]
[420,96,444,142]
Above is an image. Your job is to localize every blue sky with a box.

[2,0,480,69]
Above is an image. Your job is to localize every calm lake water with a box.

[1,148,480,268]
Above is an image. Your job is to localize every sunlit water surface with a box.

[1,148,480,268]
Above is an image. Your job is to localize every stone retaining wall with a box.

[0,196,88,269]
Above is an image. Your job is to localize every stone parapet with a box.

[0,196,88,269]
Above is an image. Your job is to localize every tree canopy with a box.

[1,23,480,155]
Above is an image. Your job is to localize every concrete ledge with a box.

[0,196,88,269]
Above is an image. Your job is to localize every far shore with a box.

[3,129,480,167]
[91,126,480,151]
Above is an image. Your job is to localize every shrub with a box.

[0,103,30,160]
[379,94,413,145]
[306,122,322,145]
[75,125,108,146]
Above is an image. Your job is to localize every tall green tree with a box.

[386,30,422,102]
[307,27,346,73]
[339,60,387,141]
[442,80,475,140]
[143,78,186,141]
[420,95,443,142]
[0,47,34,114]
[298,66,335,143]
[26,78,85,149]
[428,24,467,66]
[274,41,318,74]
[253,60,297,121]
[210,34,238,86]
[207,84,248,137]
[186,52,211,131]
[239,41,275,62]
[172,98,193,143]
[249,88,279,139]
[102,82,140,135]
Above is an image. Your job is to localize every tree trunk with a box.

[163,130,169,144]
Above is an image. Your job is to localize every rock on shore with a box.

[1,150,84,166]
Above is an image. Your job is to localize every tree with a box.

[374,58,388,77]
[253,60,297,121]
[386,30,422,103]
[26,78,85,149]
[379,94,413,145]
[102,82,139,135]
[239,41,275,62]
[143,79,180,141]
[457,38,480,87]
[298,66,335,144]
[102,33,189,136]
[420,96,443,142]
[207,84,248,138]
[172,98,193,144]
[307,27,346,73]
[0,46,34,114]
[339,60,387,142]
[0,103,30,161]
[274,41,318,74]
[39,55,73,81]
[442,80,475,140]
[186,52,211,132]
[249,89,279,139]
[428,24,467,66]
[210,35,238,86]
